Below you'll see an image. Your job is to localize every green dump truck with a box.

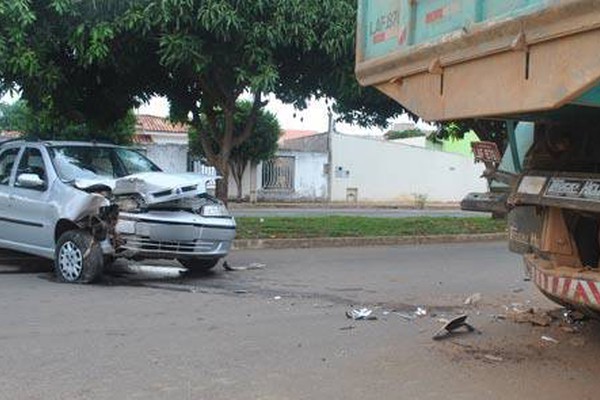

[356,0,600,315]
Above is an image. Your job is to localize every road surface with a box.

[0,243,598,399]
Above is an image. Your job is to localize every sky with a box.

[137,94,433,136]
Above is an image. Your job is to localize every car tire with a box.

[178,258,220,271]
[55,230,104,284]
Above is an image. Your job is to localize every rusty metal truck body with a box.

[357,0,600,315]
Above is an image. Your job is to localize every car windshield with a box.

[49,145,162,181]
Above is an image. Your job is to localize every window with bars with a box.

[262,156,295,190]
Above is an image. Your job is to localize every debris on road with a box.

[432,314,480,340]
[540,335,559,344]
[483,354,504,362]
[415,307,428,317]
[508,307,553,327]
[562,309,586,325]
[464,293,482,306]
[273,296,282,300]
[346,308,377,321]
[223,261,266,271]
[233,289,249,294]
[339,326,355,331]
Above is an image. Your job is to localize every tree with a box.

[190,100,280,201]
[0,0,410,200]
[0,100,135,144]
[384,128,427,141]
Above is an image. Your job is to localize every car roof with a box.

[0,139,127,149]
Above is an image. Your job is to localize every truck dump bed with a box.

[356,0,600,121]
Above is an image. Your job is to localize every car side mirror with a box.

[16,173,46,189]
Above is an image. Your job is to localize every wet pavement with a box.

[0,243,599,399]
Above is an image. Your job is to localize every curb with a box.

[232,233,507,250]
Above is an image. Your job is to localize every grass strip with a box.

[235,216,506,240]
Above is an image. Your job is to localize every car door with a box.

[7,146,56,254]
[0,145,22,243]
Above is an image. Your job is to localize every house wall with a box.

[143,143,189,173]
[330,134,486,202]
[258,150,328,201]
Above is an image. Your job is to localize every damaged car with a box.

[0,140,236,283]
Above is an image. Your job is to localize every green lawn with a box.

[235,216,506,240]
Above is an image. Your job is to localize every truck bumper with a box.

[524,253,600,317]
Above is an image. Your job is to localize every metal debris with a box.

[339,326,355,331]
[563,309,586,325]
[433,314,480,340]
[233,289,249,294]
[541,335,559,344]
[464,293,482,306]
[346,308,377,321]
[223,261,266,271]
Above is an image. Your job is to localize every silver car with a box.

[0,140,236,283]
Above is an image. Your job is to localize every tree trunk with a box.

[215,161,230,204]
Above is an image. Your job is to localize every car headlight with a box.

[201,204,230,217]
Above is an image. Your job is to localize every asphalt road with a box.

[1,243,599,400]
[231,206,488,218]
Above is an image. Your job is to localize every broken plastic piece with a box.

[346,308,377,321]
[483,354,503,362]
[541,335,559,344]
[432,314,480,340]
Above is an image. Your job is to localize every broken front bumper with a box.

[115,211,236,259]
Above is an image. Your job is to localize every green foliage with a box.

[384,128,427,140]
[189,100,280,163]
[0,100,134,144]
[438,120,507,149]
[236,216,506,239]
[0,0,411,199]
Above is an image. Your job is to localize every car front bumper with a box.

[115,210,236,259]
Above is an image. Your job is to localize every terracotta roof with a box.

[135,114,189,134]
[279,129,319,143]
[132,133,154,144]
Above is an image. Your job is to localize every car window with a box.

[15,148,47,189]
[0,147,20,185]
[49,146,161,181]
[115,148,161,175]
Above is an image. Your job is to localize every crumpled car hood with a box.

[74,172,217,204]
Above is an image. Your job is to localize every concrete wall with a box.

[330,134,486,202]
[143,143,189,173]
[259,150,328,201]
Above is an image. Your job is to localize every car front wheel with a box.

[55,230,104,283]
[178,258,220,271]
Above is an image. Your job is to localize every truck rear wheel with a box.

[55,230,104,283]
